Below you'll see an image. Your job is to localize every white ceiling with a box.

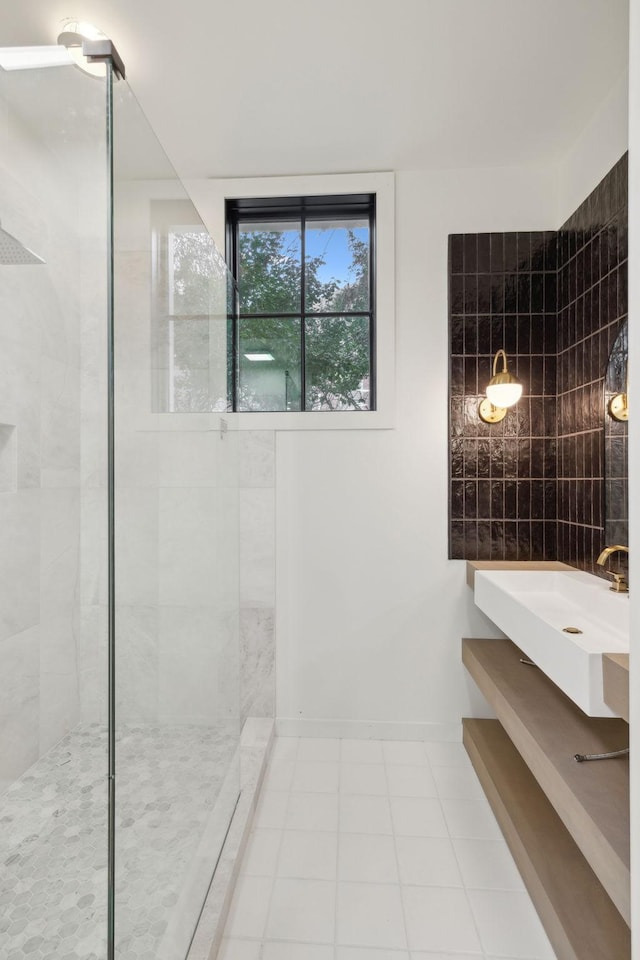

[0,0,630,181]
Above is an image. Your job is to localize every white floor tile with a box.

[254,790,289,829]
[395,835,463,887]
[263,941,334,959]
[271,737,300,761]
[338,833,399,883]
[340,762,388,796]
[386,764,437,798]
[424,740,471,768]
[242,737,553,960]
[337,882,407,950]
[390,797,449,838]
[240,829,282,877]
[432,765,485,800]
[411,953,483,959]
[402,886,482,954]
[483,956,550,960]
[223,875,272,939]
[336,948,409,959]
[217,938,262,959]
[278,829,338,880]
[292,761,340,794]
[265,878,336,943]
[341,739,385,764]
[453,837,525,890]
[297,737,341,763]
[440,796,502,839]
[286,792,339,832]
[263,759,295,792]
[340,795,393,835]
[467,888,556,958]
[383,741,427,765]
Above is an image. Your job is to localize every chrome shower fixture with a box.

[0,221,44,265]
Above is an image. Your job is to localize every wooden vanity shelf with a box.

[462,637,630,960]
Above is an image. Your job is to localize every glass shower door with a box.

[0,54,110,960]
[112,82,241,960]
[0,47,239,960]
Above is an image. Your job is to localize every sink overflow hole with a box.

[562,626,583,634]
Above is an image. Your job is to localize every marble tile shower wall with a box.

[0,95,102,793]
[448,154,628,572]
[239,432,276,723]
[80,199,276,730]
[82,243,242,728]
[449,231,558,560]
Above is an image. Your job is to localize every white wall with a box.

[275,164,562,737]
[271,84,631,737]
[269,53,634,735]
[185,73,629,741]
[626,2,638,954]
[557,70,629,225]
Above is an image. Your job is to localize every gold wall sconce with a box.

[605,323,628,421]
[608,391,629,421]
[478,349,523,424]
[608,358,629,421]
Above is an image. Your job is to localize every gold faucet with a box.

[596,545,629,593]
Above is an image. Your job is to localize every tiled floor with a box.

[0,722,237,960]
[219,737,557,960]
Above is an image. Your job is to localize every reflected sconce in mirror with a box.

[609,391,629,422]
[478,349,523,424]
[606,319,629,422]
[608,361,629,422]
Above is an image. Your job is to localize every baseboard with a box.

[275,717,462,741]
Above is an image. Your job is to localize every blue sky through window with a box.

[305,223,369,285]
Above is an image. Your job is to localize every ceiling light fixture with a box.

[57,20,107,77]
[56,20,125,80]
[479,349,522,424]
[244,352,275,362]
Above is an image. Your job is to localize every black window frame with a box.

[225,193,377,413]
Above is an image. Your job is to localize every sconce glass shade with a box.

[485,378,523,408]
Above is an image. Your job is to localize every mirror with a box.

[604,319,628,548]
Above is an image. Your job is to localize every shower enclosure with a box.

[0,39,240,960]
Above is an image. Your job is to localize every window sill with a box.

[234,407,394,431]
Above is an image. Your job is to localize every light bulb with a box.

[485,381,523,408]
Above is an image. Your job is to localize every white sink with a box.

[474,569,629,717]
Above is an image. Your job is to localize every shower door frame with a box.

[83,40,123,960]
[105,56,116,960]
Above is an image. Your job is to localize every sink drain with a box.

[562,626,583,634]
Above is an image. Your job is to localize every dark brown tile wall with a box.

[556,153,628,574]
[449,231,558,560]
[448,154,628,571]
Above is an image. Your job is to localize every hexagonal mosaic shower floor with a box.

[0,722,238,960]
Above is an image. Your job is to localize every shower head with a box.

[0,221,45,265]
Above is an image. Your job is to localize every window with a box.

[150,198,229,414]
[226,194,376,413]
